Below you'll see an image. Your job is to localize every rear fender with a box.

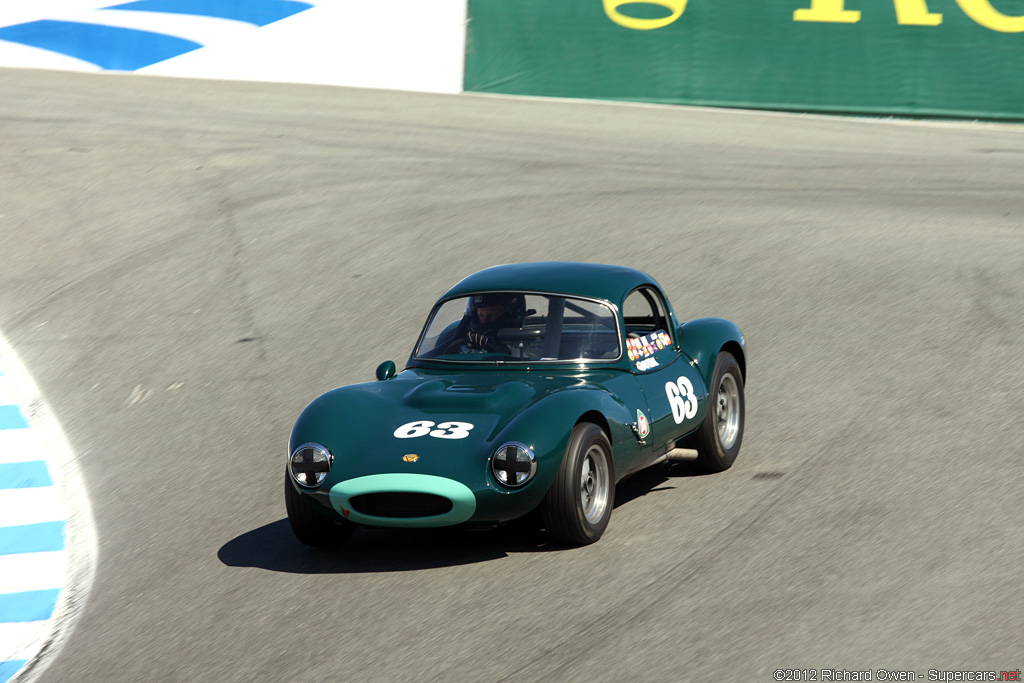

[679,317,746,388]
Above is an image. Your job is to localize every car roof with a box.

[440,262,661,305]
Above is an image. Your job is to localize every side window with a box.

[623,288,675,372]
[622,288,671,342]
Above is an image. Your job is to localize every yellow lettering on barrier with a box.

[793,0,939,24]
[793,0,860,23]
[604,0,1019,33]
[604,0,689,30]
[895,0,942,25]
[955,0,1024,32]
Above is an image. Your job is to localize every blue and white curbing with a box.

[0,0,316,72]
[0,333,95,683]
[0,0,467,93]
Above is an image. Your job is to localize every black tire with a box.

[540,422,615,545]
[694,351,745,473]
[284,473,354,548]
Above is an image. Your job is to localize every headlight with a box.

[491,442,536,488]
[289,442,333,488]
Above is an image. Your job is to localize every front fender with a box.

[471,381,639,521]
[500,382,636,464]
[679,317,746,388]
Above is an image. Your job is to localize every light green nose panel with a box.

[329,474,477,528]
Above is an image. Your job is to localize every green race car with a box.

[285,262,746,547]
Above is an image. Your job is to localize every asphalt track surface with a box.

[2,67,1023,682]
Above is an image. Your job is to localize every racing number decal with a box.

[665,377,698,423]
[394,421,433,438]
[430,422,474,439]
[393,420,475,439]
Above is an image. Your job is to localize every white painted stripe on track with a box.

[0,381,21,406]
[0,332,96,683]
[0,621,54,662]
[0,0,117,27]
[0,42,98,72]
[0,488,65,527]
[0,431,42,465]
[0,553,66,593]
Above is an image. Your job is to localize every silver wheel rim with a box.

[580,444,610,524]
[716,372,741,450]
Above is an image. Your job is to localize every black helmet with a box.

[467,293,526,332]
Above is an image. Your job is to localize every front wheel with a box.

[694,351,745,473]
[284,474,355,548]
[540,422,615,545]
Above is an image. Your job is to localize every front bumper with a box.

[328,473,476,528]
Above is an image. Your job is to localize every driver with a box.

[463,293,525,351]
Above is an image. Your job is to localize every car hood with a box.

[289,368,603,480]
[400,373,538,414]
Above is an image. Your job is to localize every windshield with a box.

[413,293,621,363]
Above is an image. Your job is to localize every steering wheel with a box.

[441,336,471,354]
[441,335,508,354]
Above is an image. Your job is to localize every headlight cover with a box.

[491,442,537,488]
[289,442,333,488]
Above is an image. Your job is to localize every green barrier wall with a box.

[464,0,1024,120]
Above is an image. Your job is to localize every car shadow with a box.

[217,519,564,574]
[613,458,711,508]
[219,461,711,574]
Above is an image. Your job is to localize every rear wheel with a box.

[540,422,615,545]
[694,351,745,473]
[284,473,354,548]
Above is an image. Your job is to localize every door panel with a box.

[623,286,707,451]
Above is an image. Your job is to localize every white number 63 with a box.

[665,377,698,423]
[393,420,475,440]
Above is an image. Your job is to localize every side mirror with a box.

[375,360,397,381]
